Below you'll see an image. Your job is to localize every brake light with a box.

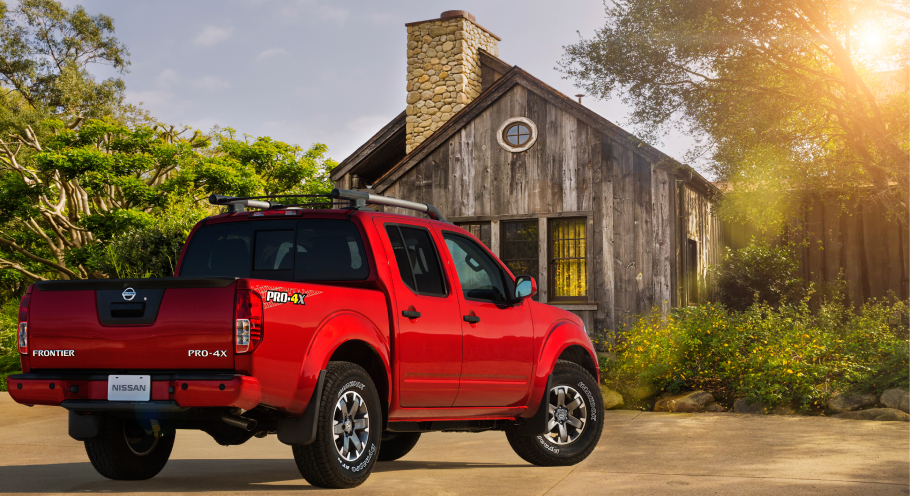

[17,288,31,355]
[234,289,264,354]
[250,210,301,217]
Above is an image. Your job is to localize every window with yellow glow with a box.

[549,218,587,300]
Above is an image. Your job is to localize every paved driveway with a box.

[1,392,907,495]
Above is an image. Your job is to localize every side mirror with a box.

[514,275,537,300]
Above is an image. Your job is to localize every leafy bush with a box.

[713,240,805,311]
[604,296,909,411]
[0,300,21,392]
[88,200,213,278]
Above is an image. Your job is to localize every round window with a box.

[496,117,538,152]
[503,123,531,147]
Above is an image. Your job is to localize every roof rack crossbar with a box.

[329,189,448,222]
[207,190,448,222]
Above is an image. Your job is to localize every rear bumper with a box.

[5,373,261,411]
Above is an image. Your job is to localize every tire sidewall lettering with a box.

[338,381,365,398]
[536,435,560,454]
[350,443,376,472]
[577,381,597,422]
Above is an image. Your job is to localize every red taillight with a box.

[234,289,264,354]
[250,210,301,217]
[17,287,31,355]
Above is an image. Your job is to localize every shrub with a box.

[605,296,909,411]
[0,299,21,392]
[89,200,213,278]
[714,240,804,311]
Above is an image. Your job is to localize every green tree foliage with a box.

[0,118,336,283]
[214,128,335,196]
[560,0,909,230]
[0,0,129,121]
[713,240,805,311]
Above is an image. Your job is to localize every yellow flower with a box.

[787,369,793,374]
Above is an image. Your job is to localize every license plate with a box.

[107,375,151,401]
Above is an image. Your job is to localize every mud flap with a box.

[68,411,102,440]
[515,373,554,436]
[277,369,326,446]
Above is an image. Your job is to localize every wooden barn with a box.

[331,10,723,333]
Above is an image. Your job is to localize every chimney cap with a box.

[405,10,501,41]
[440,10,476,22]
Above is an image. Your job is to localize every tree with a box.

[0,118,336,282]
[560,0,909,230]
[0,0,129,121]
[213,128,335,196]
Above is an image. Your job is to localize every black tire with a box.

[292,361,382,488]
[378,432,421,462]
[84,416,175,480]
[505,360,604,466]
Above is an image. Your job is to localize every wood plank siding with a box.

[341,83,722,334]
[722,195,909,307]
[802,198,908,306]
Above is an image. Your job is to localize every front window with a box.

[443,233,509,303]
[549,218,588,301]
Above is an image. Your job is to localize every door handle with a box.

[402,310,421,319]
[463,315,480,324]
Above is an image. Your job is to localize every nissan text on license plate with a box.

[107,375,151,401]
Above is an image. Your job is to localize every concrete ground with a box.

[1,392,907,495]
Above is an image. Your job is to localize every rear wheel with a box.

[505,360,603,466]
[84,416,175,480]
[378,432,421,461]
[292,362,382,488]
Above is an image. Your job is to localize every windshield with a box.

[180,219,370,282]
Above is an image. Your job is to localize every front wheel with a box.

[292,361,382,488]
[505,360,603,466]
[84,416,175,480]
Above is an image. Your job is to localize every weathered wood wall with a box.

[723,197,908,307]
[348,84,721,332]
[677,185,722,305]
[797,197,907,306]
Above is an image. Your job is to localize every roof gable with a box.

[373,66,707,193]
[330,111,405,183]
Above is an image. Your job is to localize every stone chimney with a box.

[405,10,500,153]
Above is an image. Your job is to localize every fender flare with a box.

[522,319,597,420]
[286,310,391,414]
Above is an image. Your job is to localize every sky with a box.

[60,0,701,171]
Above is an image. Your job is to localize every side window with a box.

[254,230,295,271]
[443,233,509,303]
[385,225,447,297]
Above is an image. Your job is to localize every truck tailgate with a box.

[27,278,237,370]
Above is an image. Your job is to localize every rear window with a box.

[180,220,369,281]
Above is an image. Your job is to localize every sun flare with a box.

[857,27,885,52]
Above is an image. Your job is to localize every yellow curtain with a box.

[551,219,587,298]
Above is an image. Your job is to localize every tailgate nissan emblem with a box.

[122,287,136,301]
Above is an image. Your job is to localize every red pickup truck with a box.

[7,189,602,489]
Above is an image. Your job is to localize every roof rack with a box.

[208,189,449,223]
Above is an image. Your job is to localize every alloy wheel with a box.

[333,391,371,461]
[545,385,587,445]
